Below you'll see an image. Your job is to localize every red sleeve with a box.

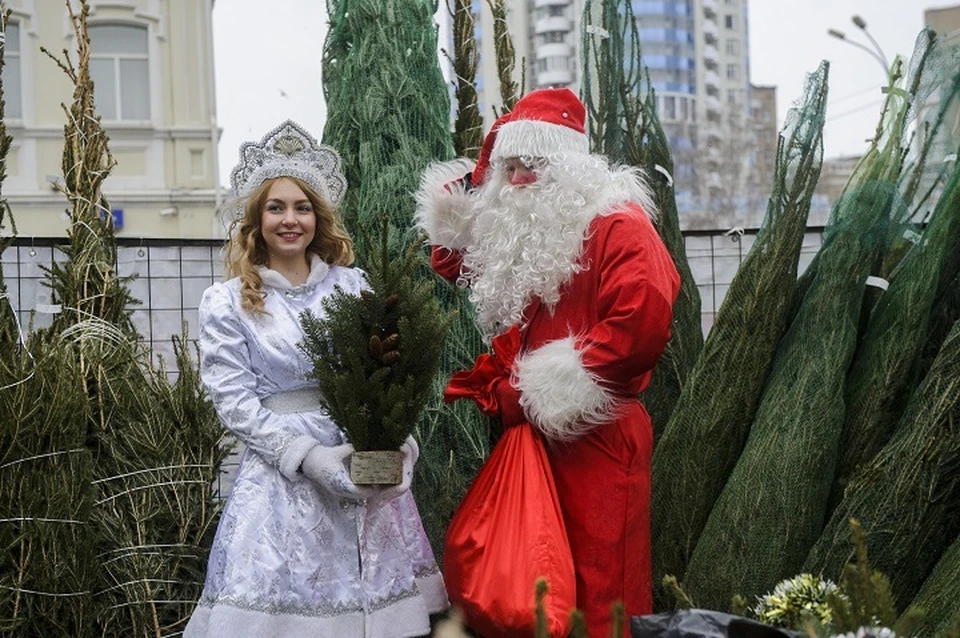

[577,208,680,393]
[431,245,465,283]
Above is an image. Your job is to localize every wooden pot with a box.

[350,450,403,485]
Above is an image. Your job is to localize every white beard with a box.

[461,156,611,337]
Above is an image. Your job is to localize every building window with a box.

[542,30,565,44]
[725,39,739,56]
[548,5,565,16]
[726,63,739,80]
[89,24,150,121]
[2,22,21,119]
[724,14,735,29]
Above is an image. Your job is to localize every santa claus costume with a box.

[415,88,680,637]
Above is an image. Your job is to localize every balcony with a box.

[537,68,574,86]
[536,42,573,59]
[703,67,721,91]
[533,0,569,7]
[702,19,719,41]
[534,16,572,34]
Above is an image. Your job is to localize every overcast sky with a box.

[212,0,958,187]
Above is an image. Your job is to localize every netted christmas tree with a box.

[1,3,228,635]
[651,62,829,609]
[804,316,960,611]
[830,32,960,511]
[681,134,891,611]
[321,0,491,558]
[0,6,99,634]
[903,531,960,637]
[446,0,483,159]
[580,0,703,441]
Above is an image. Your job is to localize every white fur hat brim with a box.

[491,119,590,162]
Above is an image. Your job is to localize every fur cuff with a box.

[515,337,617,441]
[414,159,477,250]
[278,435,321,481]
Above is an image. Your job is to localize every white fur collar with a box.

[257,253,330,290]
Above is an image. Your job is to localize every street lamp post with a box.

[827,15,890,78]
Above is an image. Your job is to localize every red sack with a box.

[443,423,576,638]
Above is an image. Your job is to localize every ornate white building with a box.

[2,0,221,238]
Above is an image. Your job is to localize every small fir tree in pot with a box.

[299,223,452,484]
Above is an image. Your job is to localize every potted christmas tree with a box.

[299,223,452,484]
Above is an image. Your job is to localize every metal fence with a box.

[4,229,827,353]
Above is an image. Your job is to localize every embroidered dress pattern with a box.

[184,257,447,638]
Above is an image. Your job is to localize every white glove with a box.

[300,443,375,501]
[377,435,419,503]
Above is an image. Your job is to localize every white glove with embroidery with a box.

[300,443,375,500]
[377,435,420,503]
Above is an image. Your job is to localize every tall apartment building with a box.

[464,0,774,224]
[2,0,221,239]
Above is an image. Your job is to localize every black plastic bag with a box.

[631,609,798,638]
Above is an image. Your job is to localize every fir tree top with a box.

[299,222,452,451]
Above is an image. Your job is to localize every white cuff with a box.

[414,159,477,250]
[278,435,321,481]
[515,337,617,441]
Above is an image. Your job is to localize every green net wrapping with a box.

[580,0,703,440]
[830,31,960,510]
[902,531,960,638]
[804,317,960,611]
[0,342,96,635]
[681,174,891,611]
[832,158,960,511]
[322,0,491,560]
[649,62,828,609]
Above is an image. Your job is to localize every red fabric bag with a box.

[443,424,576,638]
[443,328,576,638]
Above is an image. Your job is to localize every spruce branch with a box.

[300,222,453,451]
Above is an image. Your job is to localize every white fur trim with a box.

[491,119,589,162]
[515,337,617,441]
[278,435,321,481]
[414,159,477,249]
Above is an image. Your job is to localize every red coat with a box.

[436,204,680,636]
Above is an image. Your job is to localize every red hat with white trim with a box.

[490,88,588,162]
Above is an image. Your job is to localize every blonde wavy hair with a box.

[224,176,354,313]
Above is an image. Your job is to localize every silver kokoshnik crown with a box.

[229,120,347,208]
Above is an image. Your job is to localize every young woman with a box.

[184,121,447,638]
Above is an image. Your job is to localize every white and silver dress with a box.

[184,256,447,638]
